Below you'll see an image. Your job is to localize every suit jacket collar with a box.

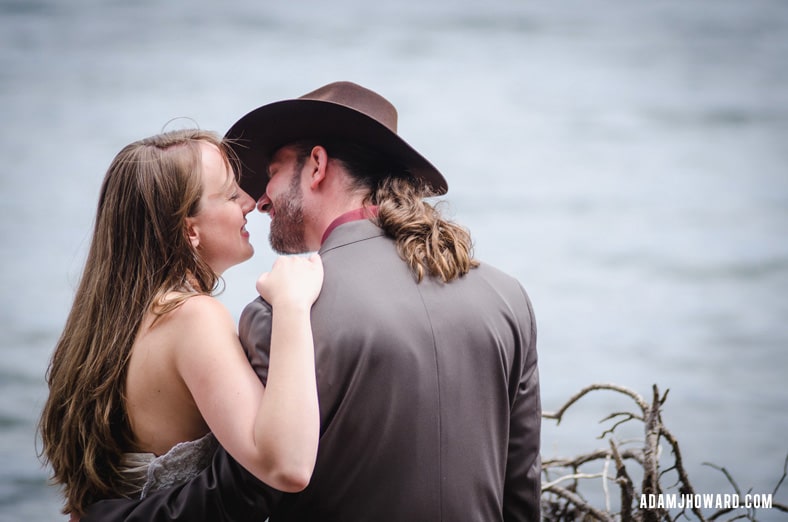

[319,219,385,255]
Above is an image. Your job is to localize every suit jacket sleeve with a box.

[238,296,274,384]
[82,448,281,522]
[502,284,541,522]
[82,297,282,522]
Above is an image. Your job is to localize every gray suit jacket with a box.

[83,219,540,521]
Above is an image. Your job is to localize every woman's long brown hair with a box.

[38,129,234,516]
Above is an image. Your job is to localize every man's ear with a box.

[185,218,200,249]
[308,145,329,190]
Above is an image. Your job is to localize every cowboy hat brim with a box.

[224,99,448,200]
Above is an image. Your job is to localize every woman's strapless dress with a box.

[118,432,218,499]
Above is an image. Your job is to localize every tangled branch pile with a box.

[540,384,787,522]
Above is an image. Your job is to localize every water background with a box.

[1,0,786,520]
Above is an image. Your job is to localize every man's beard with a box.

[269,171,308,254]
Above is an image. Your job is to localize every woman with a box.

[38,129,322,518]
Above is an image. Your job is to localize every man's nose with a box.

[257,194,272,213]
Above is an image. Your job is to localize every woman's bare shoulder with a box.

[143,294,235,349]
[167,294,233,325]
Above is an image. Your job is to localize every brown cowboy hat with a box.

[224,81,448,200]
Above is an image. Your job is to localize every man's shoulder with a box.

[471,260,525,289]
[463,261,533,309]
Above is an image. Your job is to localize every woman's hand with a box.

[256,253,324,308]
[252,252,323,490]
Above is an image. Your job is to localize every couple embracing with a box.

[40,81,541,521]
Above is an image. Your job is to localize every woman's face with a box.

[186,142,256,274]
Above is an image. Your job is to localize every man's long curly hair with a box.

[293,140,479,282]
[372,176,478,282]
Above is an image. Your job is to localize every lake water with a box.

[1,0,786,520]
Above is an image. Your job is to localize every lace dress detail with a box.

[118,432,218,499]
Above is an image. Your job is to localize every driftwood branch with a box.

[542,383,649,424]
[599,412,644,439]
[610,439,636,522]
[541,383,784,522]
[661,427,705,522]
[770,453,787,498]
[543,483,616,522]
[543,472,613,491]
[543,448,643,469]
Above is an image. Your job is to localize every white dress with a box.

[118,433,218,499]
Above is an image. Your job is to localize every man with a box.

[83,81,541,521]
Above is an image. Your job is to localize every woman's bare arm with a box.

[172,254,322,492]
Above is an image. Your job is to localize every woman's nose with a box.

[240,190,256,214]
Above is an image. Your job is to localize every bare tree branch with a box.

[610,439,635,522]
[543,484,616,522]
[541,383,782,522]
[543,472,613,491]
[661,427,706,522]
[542,383,650,424]
[702,462,742,497]
[543,448,643,469]
[771,453,787,497]
[599,412,644,439]
[642,386,665,522]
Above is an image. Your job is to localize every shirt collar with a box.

[320,206,378,245]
